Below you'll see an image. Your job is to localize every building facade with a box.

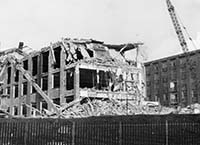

[0,38,145,117]
[145,49,200,107]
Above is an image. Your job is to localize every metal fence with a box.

[0,114,200,145]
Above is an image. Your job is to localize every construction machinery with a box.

[166,0,189,53]
[166,0,198,106]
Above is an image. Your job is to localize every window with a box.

[53,72,60,88]
[154,64,159,74]
[6,87,10,96]
[170,81,177,92]
[66,69,74,90]
[23,60,28,79]
[22,104,27,116]
[191,72,196,79]
[32,56,38,76]
[14,106,18,116]
[42,76,48,91]
[146,81,151,86]
[98,71,109,90]
[31,79,37,94]
[163,94,168,102]
[7,67,11,84]
[162,77,167,83]
[162,67,167,72]
[181,72,186,80]
[42,51,49,73]
[192,90,198,103]
[22,82,28,95]
[53,98,60,105]
[23,60,28,70]
[14,85,18,98]
[80,69,97,88]
[14,70,19,82]
[53,47,61,69]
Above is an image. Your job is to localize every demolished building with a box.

[0,38,145,117]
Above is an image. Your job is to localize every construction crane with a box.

[165,0,197,106]
[166,0,189,53]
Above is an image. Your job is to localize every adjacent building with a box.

[145,49,200,107]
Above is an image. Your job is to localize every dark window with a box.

[22,104,27,116]
[65,96,74,103]
[66,69,74,90]
[7,67,11,84]
[42,76,48,91]
[14,85,18,98]
[6,87,10,95]
[146,81,151,86]
[14,106,18,116]
[42,51,49,73]
[181,72,186,80]
[32,79,37,94]
[23,82,28,95]
[98,71,109,90]
[32,56,38,76]
[154,64,159,73]
[14,70,19,82]
[23,60,28,79]
[53,72,60,88]
[80,69,97,88]
[191,72,196,79]
[86,48,94,57]
[162,67,167,72]
[42,102,47,110]
[31,103,36,115]
[23,60,28,70]
[162,77,168,83]
[53,98,60,105]
[53,47,61,69]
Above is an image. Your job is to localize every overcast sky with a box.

[0,0,200,61]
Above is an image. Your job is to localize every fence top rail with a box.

[0,114,200,123]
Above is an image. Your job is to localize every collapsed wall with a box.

[0,38,145,117]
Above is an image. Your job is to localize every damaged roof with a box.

[0,38,143,67]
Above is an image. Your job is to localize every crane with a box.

[166,0,189,53]
[165,0,197,106]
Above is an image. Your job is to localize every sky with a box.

[0,0,200,61]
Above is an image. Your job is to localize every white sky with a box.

[0,0,200,61]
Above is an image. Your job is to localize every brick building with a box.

[0,38,145,117]
[145,49,200,107]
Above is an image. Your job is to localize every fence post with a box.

[165,119,168,145]
[119,121,122,145]
[24,121,28,145]
[72,121,75,145]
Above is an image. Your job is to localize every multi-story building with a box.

[145,49,200,107]
[0,38,145,117]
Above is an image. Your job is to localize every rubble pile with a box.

[61,99,200,118]
[62,99,163,118]
[177,103,200,114]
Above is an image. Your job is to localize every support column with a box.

[26,57,32,117]
[10,65,14,115]
[18,70,23,116]
[60,46,66,105]
[74,65,80,100]
[48,50,53,111]
[36,54,42,113]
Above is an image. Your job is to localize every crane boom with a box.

[166,0,189,53]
